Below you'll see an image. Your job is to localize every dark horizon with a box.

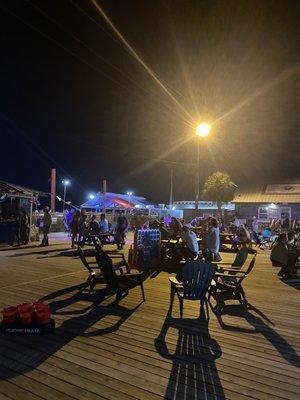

[1,0,299,206]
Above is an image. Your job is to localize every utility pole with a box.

[195,141,200,210]
[102,179,107,214]
[50,168,56,212]
[169,167,173,209]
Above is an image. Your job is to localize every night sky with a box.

[0,0,299,206]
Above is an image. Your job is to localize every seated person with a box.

[270,233,295,278]
[181,225,199,260]
[262,227,272,240]
[287,231,296,249]
[238,224,251,244]
[169,217,182,238]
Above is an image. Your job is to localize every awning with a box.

[0,180,48,200]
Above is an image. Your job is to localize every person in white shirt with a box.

[252,216,259,233]
[181,225,199,259]
[99,213,109,233]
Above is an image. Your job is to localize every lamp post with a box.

[61,179,70,212]
[126,191,133,213]
[195,123,211,210]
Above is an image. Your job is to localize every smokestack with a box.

[50,168,56,212]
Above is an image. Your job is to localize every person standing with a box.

[40,207,52,246]
[20,209,29,245]
[115,212,128,250]
[89,215,100,235]
[10,212,21,246]
[99,213,109,234]
[205,217,221,261]
[70,210,80,248]
[78,210,88,246]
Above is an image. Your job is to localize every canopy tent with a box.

[81,192,153,210]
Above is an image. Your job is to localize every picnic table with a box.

[76,232,116,247]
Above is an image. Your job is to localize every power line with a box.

[0,3,128,89]
[26,0,153,96]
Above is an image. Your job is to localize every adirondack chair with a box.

[77,246,104,293]
[208,254,257,312]
[212,247,249,272]
[95,247,145,302]
[169,260,215,318]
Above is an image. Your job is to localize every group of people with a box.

[154,215,222,262]
[10,208,30,246]
[68,210,128,250]
[270,230,300,279]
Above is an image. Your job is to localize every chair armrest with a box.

[109,254,126,259]
[117,271,143,278]
[218,267,243,272]
[169,276,183,286]
[211,262,232,265]
[215,272,245,278]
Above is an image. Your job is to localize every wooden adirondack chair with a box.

[77,246,104,293]
[95,247,145,302]
[209,254,257,312]
[212,247,249,272]
[169,260,215,318]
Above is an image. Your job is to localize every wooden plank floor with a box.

[0,241,299,399]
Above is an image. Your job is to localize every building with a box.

[233,183,300,222]
[172,201,235,219]
[0,180,47,243]
[0,180,46,218]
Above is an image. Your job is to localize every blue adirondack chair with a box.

[169,260,215,318]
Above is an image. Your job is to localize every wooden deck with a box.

[0,242,299,399]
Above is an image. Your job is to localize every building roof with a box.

[81,192,153,209]
[0,180,47,199]
[233,183,300,204]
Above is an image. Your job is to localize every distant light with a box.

[89,194,95,200]
[172,206,176,210]
[134,205,141,208]
[269,203,277,208]
[196,123,211,137]
[62,179,70,185]
[126,191,133,196]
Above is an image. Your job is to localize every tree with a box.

[202,172,237,213]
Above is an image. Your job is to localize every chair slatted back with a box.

[245,254,256,275]
[77,247,93,273]
[182,260,214,300]
[93,238,102,253]
[232,247,249,269]
[95,250,118,287]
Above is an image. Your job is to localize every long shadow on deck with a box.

[0,286,142,380]
[215,304,300,368]
[155,308,225,399]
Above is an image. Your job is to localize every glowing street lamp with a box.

[61,179,70,212]
[196,123,211,137]
[195,123,211,210]
[89,194,95,200]
[126,191,133,213]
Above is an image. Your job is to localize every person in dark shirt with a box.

[115,213,128,250]
[89,215,100,235]
[20,209,29,245]
[40,207,52,246]
[70,210,80,248]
